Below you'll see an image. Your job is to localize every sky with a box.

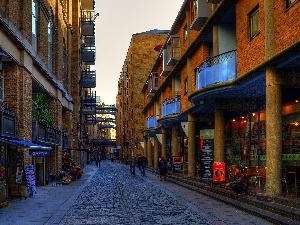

[94,0,184,105]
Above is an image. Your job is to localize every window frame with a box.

[32,0,38,51]
[249,6,260,40]
[0,70,3,103]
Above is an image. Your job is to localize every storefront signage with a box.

[200,129,214,182]
[212,162,226,183]
[29,150,51,156]
[24,164,36,197]
[172,156,183,164]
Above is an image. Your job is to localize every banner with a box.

[156,134,162,144]
[181,122,188,136]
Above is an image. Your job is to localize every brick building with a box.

[0,0,96,203]
[140,0,300,198]
[116,30,169,163]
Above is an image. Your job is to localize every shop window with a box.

[249,6,260,40]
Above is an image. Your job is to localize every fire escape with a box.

[79,0,116,156]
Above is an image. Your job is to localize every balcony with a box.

[160,49,172,77]
[196,50,237,90]
[81,0,94,10]
[0,108,15,138]
[32,120,46,144]
[80,105,96,115]
[207,0,222,3]
[90,139,116,147]
[98,124,115,129]
[162,97,181,117]
[32,121,59,146]
[83,115,97,125]
[81,10,95,36]
[147,116,158,129]
[190,0,211,31]
[80,70,96,88]
[82,91,96,105]
[148,72,158,93]
[166,35,180,66]
[81,46,95,65]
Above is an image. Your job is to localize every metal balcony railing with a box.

[196,50,237,90]
[162,97,181,117]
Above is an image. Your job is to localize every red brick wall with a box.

[236,0,265,76]
[274,1,300,53]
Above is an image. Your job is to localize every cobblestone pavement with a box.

[0,161,272,225]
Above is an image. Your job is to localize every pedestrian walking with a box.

[159,157,168,181]
[129,156,136,176]
[139,156,147,176]
[96,154,101,167]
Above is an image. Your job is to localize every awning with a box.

[0,136,52,150]
[62,147,89,152]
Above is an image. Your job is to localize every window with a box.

[32,0,38,51]
[249,6,260,39]
[190,0,198,24]
[286,0,298,8]
[48,15,53,70]
[0,71,3,103]
[183,25,187,41]
[169,36,180,58]
[184,77,188,94]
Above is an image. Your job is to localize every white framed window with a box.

[249,6,260,40]
[168,36,180,58]
[32,0,38,51]
[190,0,198,24]
[48,15,53,70]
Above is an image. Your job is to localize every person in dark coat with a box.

[159,157,168,181]
[225,166,248,195]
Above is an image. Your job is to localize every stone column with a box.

[266,67,282,196]
[147,137,153,167]
[143,138,147,158]
[214,108,225,162]
[161,128,167,159]
[153,136,159,170]
[188,113,196,177]
[171,126,179,157]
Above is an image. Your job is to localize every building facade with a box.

[0,0,97,204]
[139,0,300,198]
[116,30,169,163]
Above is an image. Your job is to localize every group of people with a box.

[129,156,147,176]
[90,154,102,167]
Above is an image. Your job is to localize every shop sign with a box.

[212,162,226,183]
[29,150,51,156]
[172,156,183,164]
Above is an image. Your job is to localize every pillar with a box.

[161,128,167,159]
[214,108,225,162]
[171,126,179,157]
[147,137,153,167]
[188,113,196,177]
[153,136,159,170]
[266,67,282,196]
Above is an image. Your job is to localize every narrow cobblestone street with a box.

[0,161,272,225]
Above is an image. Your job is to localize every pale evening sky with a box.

[94,1,184,105]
